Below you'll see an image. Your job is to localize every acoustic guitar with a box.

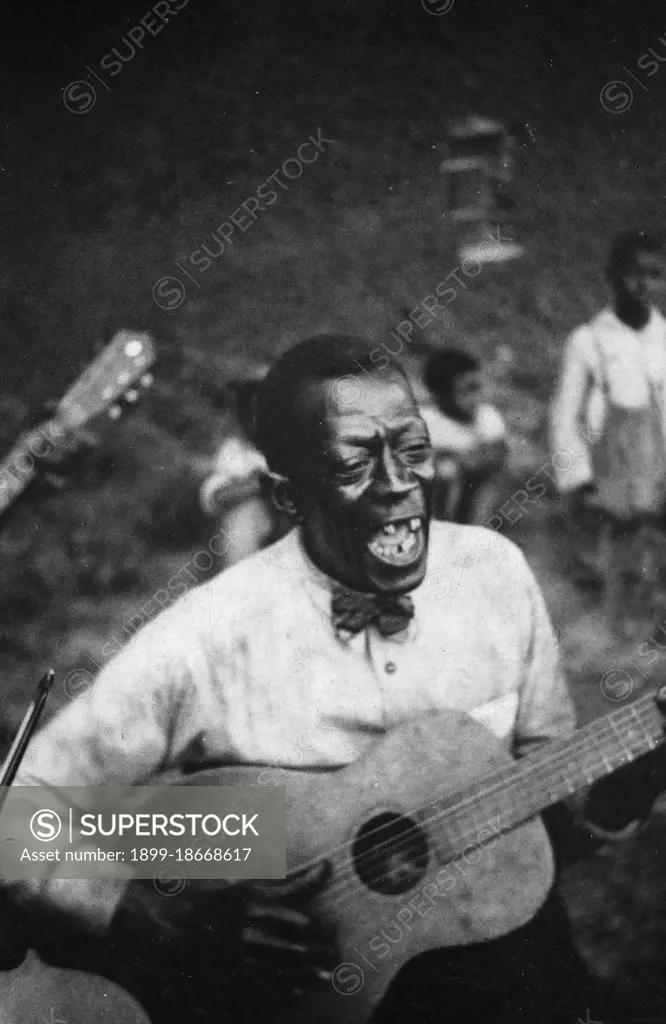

[141,690,664,1024]
[1,691,663,1023]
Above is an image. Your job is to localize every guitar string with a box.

[323,727,655,897]
[321,714,661,900]
[312,699,658,878]
[326,706,661,897]
[323,695,659,875]
[303,698,662,899]
[214,699,657,893]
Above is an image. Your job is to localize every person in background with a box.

[420,349,508,524]
[200,377,287,567]
[550,231,666,595]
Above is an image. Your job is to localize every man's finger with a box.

[243,929,334,966]
[244,909,331,954]
[244,918,335,959]
[246,903,314,931]
[244,937,336,975]
[244,927,311,959]
[243,954,334,995]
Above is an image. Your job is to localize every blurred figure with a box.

[200,379,287,567]
[550,231,666,597]
[421,349,508,523]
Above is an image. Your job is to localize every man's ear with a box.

[264,471,301,521]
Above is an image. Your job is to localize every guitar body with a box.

[0,951,149,1024]
[178,709,555,1024]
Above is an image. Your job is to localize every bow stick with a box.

[0,670,55,812]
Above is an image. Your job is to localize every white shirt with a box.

[550,307,666,493]
[421,403,506,456]
[12,523,574,931]
[200,435,268,514]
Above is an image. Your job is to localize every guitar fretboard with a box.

[427,692,663,863]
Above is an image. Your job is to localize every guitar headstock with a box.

[55,331,156,430]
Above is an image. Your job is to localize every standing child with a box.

[550,231,666,612]
[421,349,508,524]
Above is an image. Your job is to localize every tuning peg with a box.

[124,388,139,404]
[140,373,154,388]
[108,405,122,420]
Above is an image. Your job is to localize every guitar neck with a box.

[0,331,155,526]
[0,435,41,518]
[431,692,663,862]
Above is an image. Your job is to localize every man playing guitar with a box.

[6,335,666,1024]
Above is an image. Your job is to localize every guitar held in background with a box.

[0,330,156,520]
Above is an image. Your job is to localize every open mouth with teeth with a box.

[366,517,425,568]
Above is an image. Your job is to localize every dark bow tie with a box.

[331,588,415,638]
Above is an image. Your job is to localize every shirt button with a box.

[384,661,397,674]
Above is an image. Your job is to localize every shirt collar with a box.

[292,528,418,645]
[599,305,666,337]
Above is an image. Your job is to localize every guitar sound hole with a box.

[352,812,428,895]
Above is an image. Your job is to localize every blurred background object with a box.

[440,115,525,264]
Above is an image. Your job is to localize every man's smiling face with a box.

[292,369,435,595]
